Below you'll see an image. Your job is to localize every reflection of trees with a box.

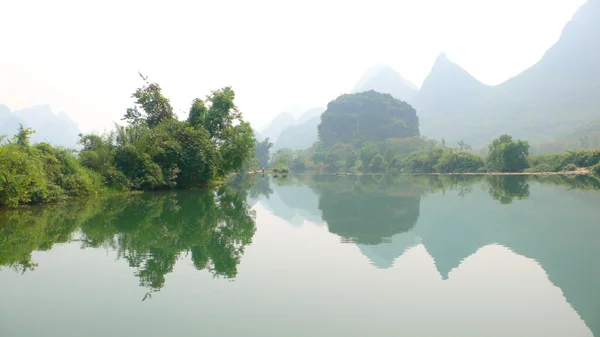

[486,176,530,204]
[530,174,600,191]
[0,200,97,273]
[0,186,256,292]
[311,175,421,244]
[230,174,274,201]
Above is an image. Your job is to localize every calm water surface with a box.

[1,174,599,337]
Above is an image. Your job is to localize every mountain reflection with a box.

[247,173,600,336]
[0,186,256,292]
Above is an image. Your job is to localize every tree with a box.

[325,151,344,171]
[360,142,379,170]
[486,135,529,172]
[369,154,387,173]
[188,98,208,128]
[383,147,396,163]
[204,87,240,141]
[15,123,35,147]
[388,156,403,173]
[345,151,358,168]
[271,149,294,169]
[219,121,256,175]
[123,73,174,128]
[457,140,472,153]
[255,138,273,169]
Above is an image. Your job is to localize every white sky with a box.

[0,0,587,133]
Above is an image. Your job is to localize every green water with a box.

[1,174,599,337]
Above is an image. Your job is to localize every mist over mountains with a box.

[0,104,81,148]
[257,107,325,150]
[414,0,600,147]
[262,0,599,150]
[352,65,418,102]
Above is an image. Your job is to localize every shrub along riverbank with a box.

[269,134,600,176]
[0,74,255,207]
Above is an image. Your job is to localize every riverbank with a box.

[243,167,593,176]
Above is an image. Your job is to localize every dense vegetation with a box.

[0,124,102,207]
[318,91,419,145]
[0,74,255,207]
[536,119,600,154]
[269,132,600,176]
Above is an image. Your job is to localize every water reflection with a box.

[2,173,600,336]
[0,186,256,293]
[243,173,600,336]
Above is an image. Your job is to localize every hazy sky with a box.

[0,0,587,132]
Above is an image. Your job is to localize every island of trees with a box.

[0,74,255,207]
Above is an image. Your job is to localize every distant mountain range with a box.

[0,104,81,148]
[257,107,325,150]
[414,0,600,147]
[259,0,600,150]
[352,65,418,102]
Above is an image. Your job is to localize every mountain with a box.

[417,0,600,147]
[318,91,419,145]
[274,107,324,150]
[353,65,418,102]
[0,104,11,124]
[0,104,81,148]
[295,106,324,125]
[413,53,489,122]
[257,112,296,143]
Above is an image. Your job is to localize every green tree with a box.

[204,87,240,141]
[360,142,379,170]
[487,135,530,172]
[219,121,256,175]
[272,149,294,169]
[457,140,472,153]
[369,154,387,173]
[345,151,358,168]
[383,147,395,164]
[188,98,208,128]
[123,73,174,128]
[255,138,273,169]
[388,156,403,173]
[15,123,35,147]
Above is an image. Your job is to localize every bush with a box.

[0,141,102,207]
[388,156,403,173]
[369,154,387,173]
[564,163,578,172]
[0,145,48,206]
[592,163,600,176]
[434,151,485,173]
[114,145,164,190]
[525,163,555,173]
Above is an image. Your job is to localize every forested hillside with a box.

[318,91,419,145]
